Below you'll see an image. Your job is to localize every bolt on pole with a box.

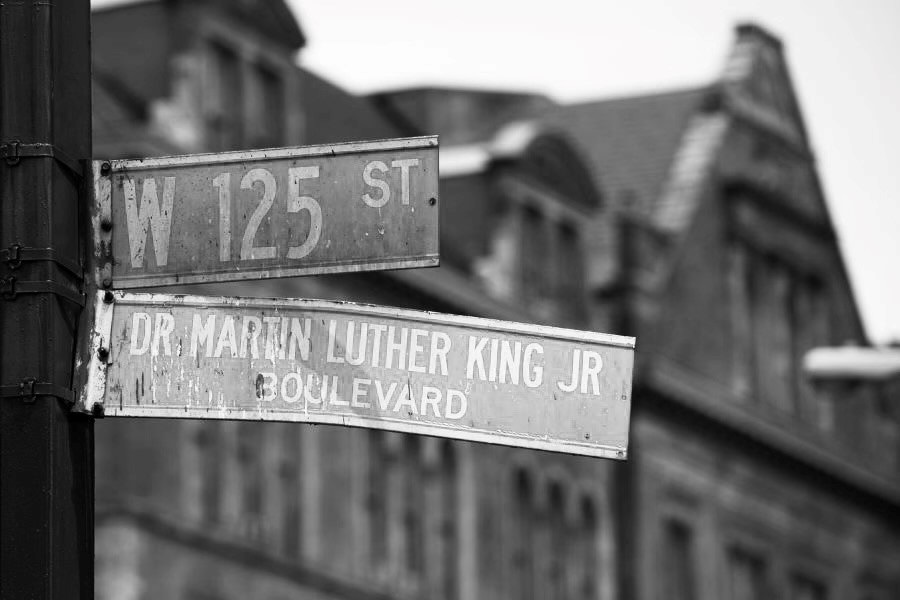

[0,0,94,597]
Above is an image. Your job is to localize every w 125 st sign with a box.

[90,136,438,288]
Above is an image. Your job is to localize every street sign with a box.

[78,292,634,459]
[90,136,439,288]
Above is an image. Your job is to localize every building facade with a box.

[91,2,900,599]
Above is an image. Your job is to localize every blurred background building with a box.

[91,1,900,599]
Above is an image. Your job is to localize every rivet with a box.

[97,347,109,361]
[100,219,112,232]
[100,162,111,175]
[103,290,114,303]
[428,197,437,206]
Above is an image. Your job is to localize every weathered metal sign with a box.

[78,292,634,459]
[90,136,439,288]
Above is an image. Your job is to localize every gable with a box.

[540,88,706,219]
[721,23,810,153]
[300,67,405,144]
[214,0,305,50]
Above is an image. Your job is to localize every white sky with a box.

[292,0,900,345]
[93,0,900,344]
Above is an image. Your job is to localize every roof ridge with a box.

[367,84,554,102]
[562,85,711,110]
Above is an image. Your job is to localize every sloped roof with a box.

[94,0,305,50]
[299,67,406,145]
[367,83,706,219]
[92,76,181,159]
[369,86,556,145]
[539,87,708,217]
[218,0,305,50]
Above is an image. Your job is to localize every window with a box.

[662,519,696,600]
[237,423,264,543]
[521,205,546,307]
[209,40,243,151]
[728,547,768,600]
[557,221,585,325]
[280,430,301,559]
[790,573,828,600]
[805,279,835,431]
[547,482,567,600]
[256,63,284,148]
[578,497,599,600]
[197,422,223,525]
[367,430,389,567]
[730,237,832,420]
[729,241,754,398]
[511,469,535,600]
[403,435,424,575]
[750,256,795,411]
[439,441,458,600]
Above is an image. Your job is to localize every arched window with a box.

[511,468,535,600]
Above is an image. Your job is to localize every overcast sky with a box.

[93,0,900,344]
[293,0,900,345]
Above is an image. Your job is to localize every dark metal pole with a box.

[0,0,93,597]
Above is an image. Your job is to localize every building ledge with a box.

[645,354,900,510]
[96,505,395,600]
[385,264,538,324]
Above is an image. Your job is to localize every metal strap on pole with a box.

[2,243,82,278]
[0,0,93,596]
[0,140,83,179]
[0,276,85,306]
[0,378,75,406]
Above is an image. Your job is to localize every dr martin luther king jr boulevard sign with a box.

[77,135,634,459]
[77,292,634,459]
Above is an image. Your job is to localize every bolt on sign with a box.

[89,136,439,288]
[77,292,634,459]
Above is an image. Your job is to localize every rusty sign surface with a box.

[78,292,635,459]
[90,136,439,288]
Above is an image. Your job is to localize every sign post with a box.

[77,292,634,459]
[0,0,93,596]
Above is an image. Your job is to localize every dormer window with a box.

[256,62,285,148]
[206,38,287,152]
[442,128,601,326]
[209,40,243,151]
[727,185,836,430]
[520,204,547,310]
[557,220,585,326]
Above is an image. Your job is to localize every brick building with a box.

[91,1,900,599]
